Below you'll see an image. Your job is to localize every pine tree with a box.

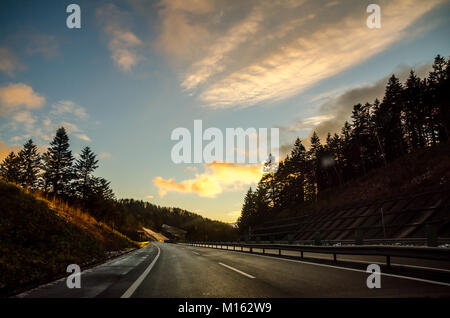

[403,71,425,150]
[237,187,255,234]
[90,177,114,201]
[43,127,74,197]
[374,75,405,162]
[17,139,41,189]
[0,152,21,183]
[284,137,307,204]
[73,146,99,201]
[307,131,324,199]
[428,55,449,142]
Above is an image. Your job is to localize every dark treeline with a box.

[0,127,237,241]
[0,127,114,204]
[238,55,450,235]
[111,199,237,241]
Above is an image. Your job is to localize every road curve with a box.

[17,242,450,298]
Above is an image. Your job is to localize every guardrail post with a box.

[250,247,253,253]
[233,245,235,251]
[314,232,322,246]
[262,248,265,254]
[333,253,337,263]
[300,251,304,259]
[426,224,438,247]
[386,255,391,268]
[355,229,364,245]
[279,249,281,256]
[288,234,294,244]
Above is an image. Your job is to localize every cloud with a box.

[99,152,113,159]
[50,100,88,119]
[0,47,24,76]
[285,114,335,132]
[145,195,154,199]
[12,111,36,130]
[156,0,443,108]
[74,133,91,142]
[97,4,143,72]
[26,32,59,59]
[0,83,45,114]
[155,0,215,63]
[153,162,262,198]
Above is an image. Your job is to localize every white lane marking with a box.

[270,251,450,274]
[192,245,450,287]
[121,244,161,298]
[219,262,255,279]
[193,251,200,255]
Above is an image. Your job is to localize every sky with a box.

[0,0,449,223]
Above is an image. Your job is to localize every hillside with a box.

[312,141,450,212]
[250,143,450,241]
[0,181,141,297]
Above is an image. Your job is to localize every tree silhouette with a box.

[0,152,21,183]
[73,146,99,201]
[17,139,41,189]
[238,54,450,234]
[42,127,74,197]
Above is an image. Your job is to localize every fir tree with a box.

[0,152,21,183]
[43,127,74,197]
[17,139,41,189]
[73,146,99,201]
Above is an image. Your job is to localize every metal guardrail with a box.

[187,241,450,268]
[236,237,450,246]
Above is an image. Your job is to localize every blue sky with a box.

[1,0,449,222]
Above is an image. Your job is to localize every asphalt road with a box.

[17,242,450,298]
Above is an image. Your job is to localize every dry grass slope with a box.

[0,181,141,297]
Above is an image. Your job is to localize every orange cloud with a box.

[0,83,45,114]
[153,162,262,198]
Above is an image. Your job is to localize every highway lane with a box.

[197,246,450,272]
[18,242,450,298]
[16,245,159,298]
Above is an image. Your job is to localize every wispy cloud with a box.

[97,4,143,72]
[99,152,113,159]
[74,133,91,142]
[0,47,24,76]
[154,162,262,198]
[156,0,443,108]
[50,100,88,120]
[25,32,59,59]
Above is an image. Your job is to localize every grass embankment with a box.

[302,142,450,214]
[0,181,142,297]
